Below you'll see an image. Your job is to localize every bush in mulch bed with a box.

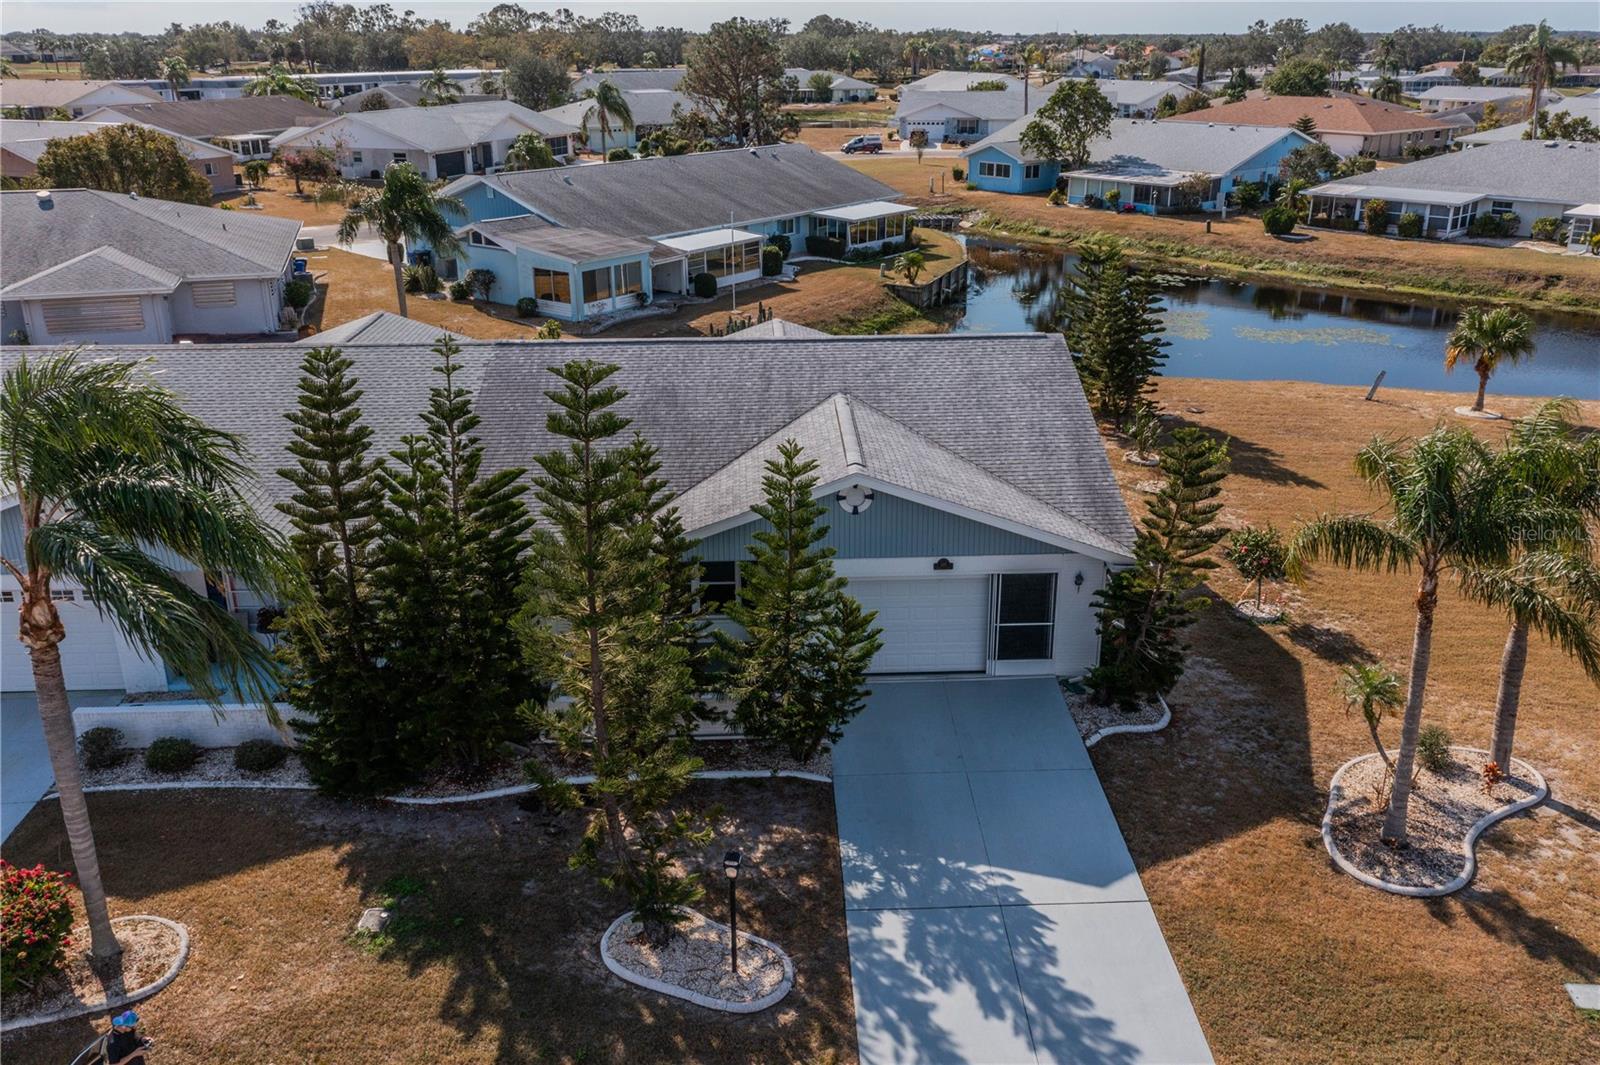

[79,726,127,770]
[145,737,201,774]
[1416,725,1454,774]
[1,860,76,996]
[234,739,289,773]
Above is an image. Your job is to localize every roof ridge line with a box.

[833,393,865,472]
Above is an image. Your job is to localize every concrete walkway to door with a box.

[832,678,1212,1065]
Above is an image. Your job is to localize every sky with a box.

[2,1,1596,36]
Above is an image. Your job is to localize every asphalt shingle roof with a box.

[1164,94,1452,135]
[307,100,577,150]
[540,90,695,132]
[0,118,232,164]
[785,68,876,92]
[82,97,329,139]
[901,71,1027,94]
[303,312,469,345]
[0,79,160,110]
[967,116,1310,172]
[329,86,497,112]
[471,216,664,262]
[1310,139,1600,205]
[0,189,301,290]
[898,89,1036,122]
[465,143,902,240]
[35,334,1133,555]
[725,318,828,339]
[571,68,687,95]
[0,246,181,298]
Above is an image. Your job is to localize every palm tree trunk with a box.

[1364,713,1393,769]
[1473,368,1489,412]
[25,625,122,962]
[1382,566,1438,843]
[1489,620,1528,768]
[389,242,409,318]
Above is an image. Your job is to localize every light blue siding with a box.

[696,491,1060,560]
[966,146,1059,194]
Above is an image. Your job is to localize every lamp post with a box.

[723,849,742,975]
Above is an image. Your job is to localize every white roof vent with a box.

[34,189,52,207]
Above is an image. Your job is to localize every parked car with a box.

[841,135,883,154]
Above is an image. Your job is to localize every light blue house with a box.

[961,117,1315,211]
[415,144,912,322]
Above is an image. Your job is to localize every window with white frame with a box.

[203,162,215,176]
[533,267,570,303]
[352,150,363,164]
[686,240,760,278]
[1491,200,1515,214]
[1023,164,1041,180]
[977,161,1012,179]
[392,152,407,163]
[991,573,1056,660]
[582,265,612,303]
[952,118,979,135]
[776,217,797,235]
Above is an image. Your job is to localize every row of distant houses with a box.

[892,70,1201,143]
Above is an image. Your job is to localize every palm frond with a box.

[1287,514,1416,581]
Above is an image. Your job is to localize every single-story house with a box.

[0,78,161,118]
[570,67,687,96]
[1414,86,1559,115]
[1164,94,1455,158]
[1396,69,1462,95]
[900,70,1027,94]
[1,119,238,195]
[724,317,828,339]
[270,100,580,180]
[329,85,499,113]
[895,78,1036,144]
[413,144,911,322]
[0,188,301,346]
[1306,139,1600,238]
[80,97,330,160]
[1454,90,1600,148]
[783,68,878,103]
[113,68,501,103]
[304,311,470,345]
[1068,78,1198,118]
[961,117,1314,206]
[538,89,696,152]
[0,331,1134,693]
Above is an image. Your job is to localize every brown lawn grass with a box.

[843,156,1600,316]
[220,174,362,227]
[6,62,89,80]
[1113,379,1600,1064]
[1,780,856,1065]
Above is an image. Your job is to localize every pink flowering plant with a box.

[1,859,77,994]
[1224,524,1288,611]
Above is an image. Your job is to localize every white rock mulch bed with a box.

[1233,598,1285,622]
[1,915,189,1033]
[600,908,794,1013]
[1061,687,1169,747]
[1322,747,1547,897]
[1132,478,1166,495]
[1121,450,1160,467]
[79,747,311,791]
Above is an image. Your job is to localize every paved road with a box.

[833,678,1211,1064]
[297,225,389,261]
[2,690,122,843]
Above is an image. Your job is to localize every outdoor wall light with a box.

[933,558,954,571]
[1074,572,1085,592]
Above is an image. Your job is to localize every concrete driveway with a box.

[2,690,122,843]
[833,678,1212,1064]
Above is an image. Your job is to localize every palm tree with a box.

[503,131,559,171]
[243,159,271,188]
[1277,178,1310,217]
[1506,21,1579,132]
[245,62,317,102]
[1,58,16,79]
[419,65,462,106]
[1374,34,1399,76]
[1371,75,1403,103]
[335,163,464,318]
[1444,305,1536,414]
[476,71,502,97]
[581,79,634,160]
[161,54,190,101]
[1,353,293,963]
[904,37,927,78]
[1461,402,1600,768]
[1290,428,1512,844]
[1339,663,1404,771]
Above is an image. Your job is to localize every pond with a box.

[949,238,1600,400]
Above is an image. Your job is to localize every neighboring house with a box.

[81,97,330,160]
[1414,86,1559,115]
[0,331,1134,693]
[271,100,580,180]
[304,311,469,345]
[1306,139,1600,238]
[961,117,1314,206]
[539,89,696,152]
[0,79,160,118]
[570,67,687,96]
[783,68,878,103]
[724,317,828,339]
[899,70,1026,94]
[1069,78,1198,118]
[329,85,498,113]
[1057,54,1119,80]
[416,144,910,322]
[115,68,502,103]
[1164,95,1455,157]
[0,188,301,346]
[0,119,237,195]
[1454,90,1600,147]
[1396,69,1461,95]
[895,76,1036,144]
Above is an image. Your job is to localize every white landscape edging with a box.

[1082,694,1172,749]
[598,910,795,1014]
[1320,747,1549,898]
[0,915,190,1034]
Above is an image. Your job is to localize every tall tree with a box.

[503,131,559,170]
[680,17,796,145]
[1089,427,1230,708]
[276,346,394,793]
[1444,305,1536,414]
[718,440,883,760]
[34,124,210,205]
[1290,428,1517,843]
[581,79,635,159]
[1020,79,1114,169]
[1263,56,1331,97]
[161,54,190,99]
[2,352,292,962]
[1054,237,1168,428]
[1505,20,1579,131]
[505,50,569,109]
[244,62,317,101]
[335,163,464,319]
[518,360,708,943]
[418,64,462,105]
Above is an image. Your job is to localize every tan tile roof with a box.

[1166,95,1453,136]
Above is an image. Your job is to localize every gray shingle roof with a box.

[471,216,664,263]
[726,318,828,339]
[785,69,876,92]
[901,71,1027,94]
[82,97,329,139]
[1310,139,1600,205]
[304,312,469,345]
[1,189,301,290]
[0,79,160,110]
[0,118,232,164]
[329,86,497,112]
[39,334,1133,554]
[464,143,902,240]
[898,89,1034,122]
[1,246,181,298]
[540,90,696,132]
[966,116,1311,173]
[301,100,577,151]
[571,68,687,95]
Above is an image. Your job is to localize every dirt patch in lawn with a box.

[1097,378,1600,1063]
[1,780,856,1064]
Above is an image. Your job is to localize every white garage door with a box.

[2,592,125,692]
[845,577,989,674]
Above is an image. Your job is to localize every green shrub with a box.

[606,147,633,162]
[464,268,496,301]
[145,736,200,774]
[402,264,439,294]
[1396,211,1424,238]
[1363,198,1388,235]
[804,235,845,258]
[766,233,791,258]
[535,319,563,339]
[79,726,126,770]
[1261,205,1296,235]
[284,278,314,309]
[448,280,470,301]
[1104,187,1121,209]
[1047,187,1067,206]
[1530,216,1563,243]
[1416,724,1453,773]
[761,243,784,276]
[1,861,76,995]
[516,296,539,317]
[691,271,717,298]
[234,739,289,773]
[950,164,966,181]
[1231,181,1263,211]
